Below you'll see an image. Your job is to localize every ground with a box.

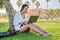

[0,19,60,40]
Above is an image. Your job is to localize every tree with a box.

[0,0,4,8]
[55,9,60,20]
[46,0,50,9]
[2,0,15,31]
[25,1,30,6]
[48,9,54,20]
[31,0,36,3]
[35,1,40,8]
[38,9,41,18]
[46,0,50,20]
[46,9,50,20]
[59,0,60,2]
[17,0,22,7]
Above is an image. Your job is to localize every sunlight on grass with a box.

[0,19,60,40]
[0,19,9,32]
[0,19,9,22]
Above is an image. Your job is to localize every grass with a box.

[0,19,60,40]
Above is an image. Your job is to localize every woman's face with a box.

[22,6,28,13]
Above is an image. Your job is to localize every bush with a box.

[0,13,8,19]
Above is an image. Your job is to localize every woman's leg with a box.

[32,23,49,33]
[19,24,41,33]
[31,23,50,36]
[19,23,49,36]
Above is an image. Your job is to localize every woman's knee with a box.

[19,27,30,32]
[19,29,23,32]
[25,24,31,27]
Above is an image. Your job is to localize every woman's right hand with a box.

[18,22,24,25]
[18,20,26,25]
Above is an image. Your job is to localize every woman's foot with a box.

[40,32,51,36]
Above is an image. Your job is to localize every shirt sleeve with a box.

[13,13,21,25]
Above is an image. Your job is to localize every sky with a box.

[10,0,60,11]
[0,0,60,13]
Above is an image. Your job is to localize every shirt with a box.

[13,12,29,30]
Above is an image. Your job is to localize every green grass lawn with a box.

[0,19,60,40]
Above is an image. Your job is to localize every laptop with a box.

[27,16,39,23]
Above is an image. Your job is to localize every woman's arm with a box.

[18,21,26,25]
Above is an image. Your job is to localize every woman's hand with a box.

[18,22,24,25]
[18,21,26,25]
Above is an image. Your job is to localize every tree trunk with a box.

[2,0,15,31]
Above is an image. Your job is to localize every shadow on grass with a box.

[0,32,53,40]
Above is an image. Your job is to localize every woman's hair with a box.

[20,4,29,12]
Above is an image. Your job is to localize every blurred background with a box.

[0,0,60,21]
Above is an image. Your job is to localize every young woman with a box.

[13,4,50,36]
